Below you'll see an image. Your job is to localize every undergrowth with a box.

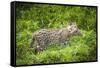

[16,3,97,65]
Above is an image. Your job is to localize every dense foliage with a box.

[16,3,97,65]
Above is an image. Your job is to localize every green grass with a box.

[16,30,96,65]
[16,3,97,65]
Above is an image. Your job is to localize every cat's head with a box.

[67,22,82,36]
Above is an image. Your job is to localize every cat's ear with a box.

[69,22,73,25]
[74,22,76,25]
[69,22,76,25]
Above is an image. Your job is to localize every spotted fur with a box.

[30,23,82,53]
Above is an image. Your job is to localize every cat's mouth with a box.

[73,30,83,36]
